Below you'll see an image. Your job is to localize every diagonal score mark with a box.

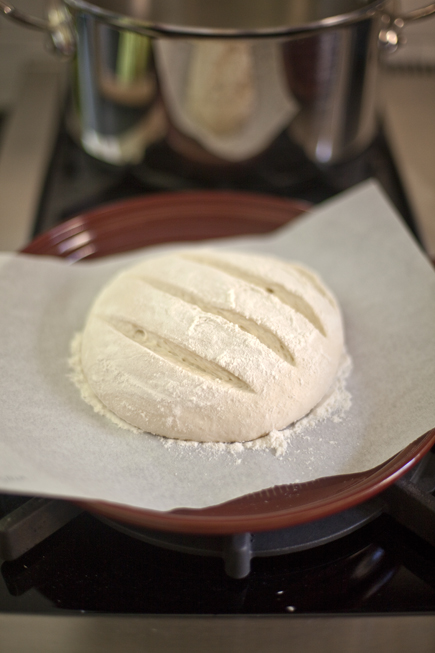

[96,315,254,392]
[288,263,335,307]
[180,253,326,336]
[131,275,296,365]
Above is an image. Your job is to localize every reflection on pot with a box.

[283,18,379,164]
[2,0,435,167]
[154,38,299,164]
[71,18,167,165]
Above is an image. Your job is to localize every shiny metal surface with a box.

[65,0,380,35]
[66,3,386,165]
[63,0,435,36]
[0,0,48,30]
[1,614,435,653]
[1,1,435,166]
[0,1,75,56]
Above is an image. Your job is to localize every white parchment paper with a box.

[0,181,434,510]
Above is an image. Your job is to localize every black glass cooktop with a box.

[33,119,419,244]
[1,501,435,614]
[2,448,435,615]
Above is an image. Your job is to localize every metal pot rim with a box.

[65,0,387,38]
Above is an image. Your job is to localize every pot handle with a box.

[0,1,75,57]
[379,2,435,51]
[401,2,435,23]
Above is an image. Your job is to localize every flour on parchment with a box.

[69,332,352,459]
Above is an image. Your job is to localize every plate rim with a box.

[23,190,435,535]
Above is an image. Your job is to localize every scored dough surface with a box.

[79,249,345,442]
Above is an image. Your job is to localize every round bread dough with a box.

[79,249,345,442]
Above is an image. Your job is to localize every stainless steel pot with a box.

[2,0,435,166]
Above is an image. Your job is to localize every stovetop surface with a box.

[33,119,418,242]
[1,501,435,615]
[1,116,434,616]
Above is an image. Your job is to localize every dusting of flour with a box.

[69,332,352,459]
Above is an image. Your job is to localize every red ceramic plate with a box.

[23,191,435,535]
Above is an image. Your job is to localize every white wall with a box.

[0,0,53,110]
[389,0,435,67]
